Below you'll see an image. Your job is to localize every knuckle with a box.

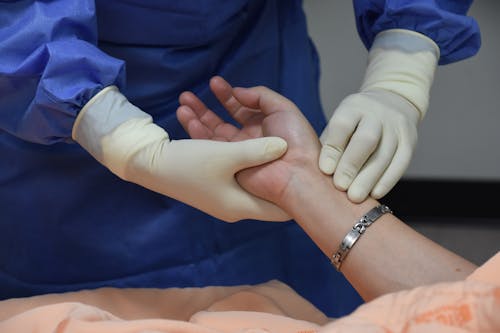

[330,116,353,133]
[255,85,270,94]
[323,144,343,156]
[348,187,367,203]
[338,165,358,180]
[338,93,371,110]
[339,93,360,105]
[358,132,380,146]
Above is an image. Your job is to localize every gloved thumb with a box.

[230,137,288,170]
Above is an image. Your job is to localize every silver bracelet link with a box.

[331,204,392,271]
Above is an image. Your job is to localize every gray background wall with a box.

[303,0,500,180]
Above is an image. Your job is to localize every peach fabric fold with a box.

[0,253,498,333]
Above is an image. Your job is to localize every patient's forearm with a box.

[281,170,477,301]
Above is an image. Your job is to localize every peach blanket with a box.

[1,253,498,333]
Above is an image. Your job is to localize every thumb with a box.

[229,137,287,170]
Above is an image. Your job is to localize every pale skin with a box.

[177,76,477,302]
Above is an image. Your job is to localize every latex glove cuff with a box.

[361,29,440,118]
[72,86,167,180]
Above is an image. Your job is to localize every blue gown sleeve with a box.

[0,1,125,145]
[353,0,481,65]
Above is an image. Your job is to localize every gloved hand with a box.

[319,29,439,202]
[72,86,290,222]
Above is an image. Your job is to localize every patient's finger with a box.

[232,86,296,116]
[179,91,245,139]
[210,76,260,125]
[179,91,224,132]
[177,105,243,141]
[176,105,213,139]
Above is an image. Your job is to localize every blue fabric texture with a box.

[353,0,481,64]
[0,0,480,317]
[0,1,125,144]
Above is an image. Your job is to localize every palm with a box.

[177,77,320,205]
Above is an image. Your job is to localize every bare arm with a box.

[282,168,476,301]
[177,76,477,301]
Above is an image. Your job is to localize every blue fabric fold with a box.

[353,0,481,64]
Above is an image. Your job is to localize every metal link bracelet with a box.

[331,204,392,271]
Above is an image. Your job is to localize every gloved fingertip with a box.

[233,137,287,169]
[318,155,336,175]
[371,186,388,200]
[347,186,368,203]
[334,174,353,191]
[263,137,288,160]
[319,146,340,174]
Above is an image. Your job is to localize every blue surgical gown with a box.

[0,0,480,317]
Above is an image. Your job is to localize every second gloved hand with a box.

[320,89,419,202]
[319,29,439,202]
[72,86,290,222]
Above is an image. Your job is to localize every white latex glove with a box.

[320,29,440,202]
[72,86,290,222]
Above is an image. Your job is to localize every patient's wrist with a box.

[280,167,382,267]
[281,167,378,226]
[279,168,338,214]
